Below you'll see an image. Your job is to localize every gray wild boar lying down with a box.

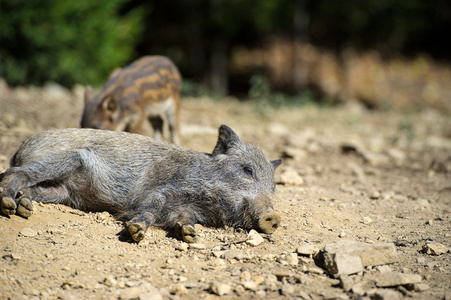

[0,125,282,243]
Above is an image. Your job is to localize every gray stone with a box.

[276,169,304,186]
[246,229,264,246]
[222,249,245,260]
[339,275,354,292]
[280,283,295,296]
[323,252,363,275]
[369,272,422,287]
[372,289,401,300]
[210,281,231,296]
[422,242,449,256]
[324,240,397,267]
[411,283,430,292]
[296,244,315,256]
[19,228,37,237]
[119,287,142,299]
[189,243,206,250]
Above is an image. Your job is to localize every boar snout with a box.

[258,212,281,234]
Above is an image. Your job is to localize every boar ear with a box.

[271,159,282,169]
[212,125,241,155]
[84,85,94,104]
[101,95,117,112]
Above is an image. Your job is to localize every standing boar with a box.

[81,56,182,144]
[0,125,282,243]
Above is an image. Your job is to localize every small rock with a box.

[296,244,314,256]
[119,287,142,299]
[246,229,264,246]
[362,216,374,225]
[277,169,304,186]
[280,283,295,296]
[422,242,449,255]
[210,281,231,296]
[19,228,37,237]
[241,280,258,291]
[417,256,426,264]
[170,284,187,296]
[139,283,163,300]
[287,253,299,266]
[370,272,422,287]
[281,147,307,161]
[273,270,293,281]
[104,275,117,287]
[339,275,353,292]
[306,267,324,275]
[189,243,206,250]
[176,242,189,251]
[323,252,363,275]
[372,289,401,300]
[351,283,366,296]
[222,249,245,260]
[375,265,392,273]
[411,283,430,292]
[324,240,397,267]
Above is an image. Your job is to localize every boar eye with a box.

[243,166,254,177]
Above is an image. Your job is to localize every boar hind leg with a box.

[125,212,156,242]
[1,153,81,217]
[175,211,197,243]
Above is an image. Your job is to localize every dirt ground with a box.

[0,80,450,300]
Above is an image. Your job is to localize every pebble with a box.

[280,283,295,296]
[119,287,141,299]
[371,272,422,287]
[104,275,117,287]
[372,289,401,300]
[287,253,299,266]
[176,242,189,251]
[411,283,430,292]
[277,169,304,186]
[339,275,353,292]
[189,243,206,250]
[241,280,258,291]
[170,284,188,296]
[422,242,449,255]
[296,244,314,256]
[19,228,38,237]
[222,249,245,260]
[246,229,264,246]
[362,216,374,225]
[210,281,231,296]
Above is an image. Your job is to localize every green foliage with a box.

[248,74,314,113]
[0,0,144,87]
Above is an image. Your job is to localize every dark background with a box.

[1,0,450,104]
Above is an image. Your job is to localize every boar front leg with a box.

[175,210,197,243]
[125,211,156,242]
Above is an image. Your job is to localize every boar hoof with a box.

[1,196,17,215]
[258,212,281,234]
[16,198,33,218]
[180,224,197,243]
[126,222,146,242]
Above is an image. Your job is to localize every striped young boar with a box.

[0,125,282,243]
[81,56,182,144]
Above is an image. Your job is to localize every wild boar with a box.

[0,125,282,243]
[81,56,182,144]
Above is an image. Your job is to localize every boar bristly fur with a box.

[0,125,282,243]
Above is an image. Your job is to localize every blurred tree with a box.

[0,0,144,87]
